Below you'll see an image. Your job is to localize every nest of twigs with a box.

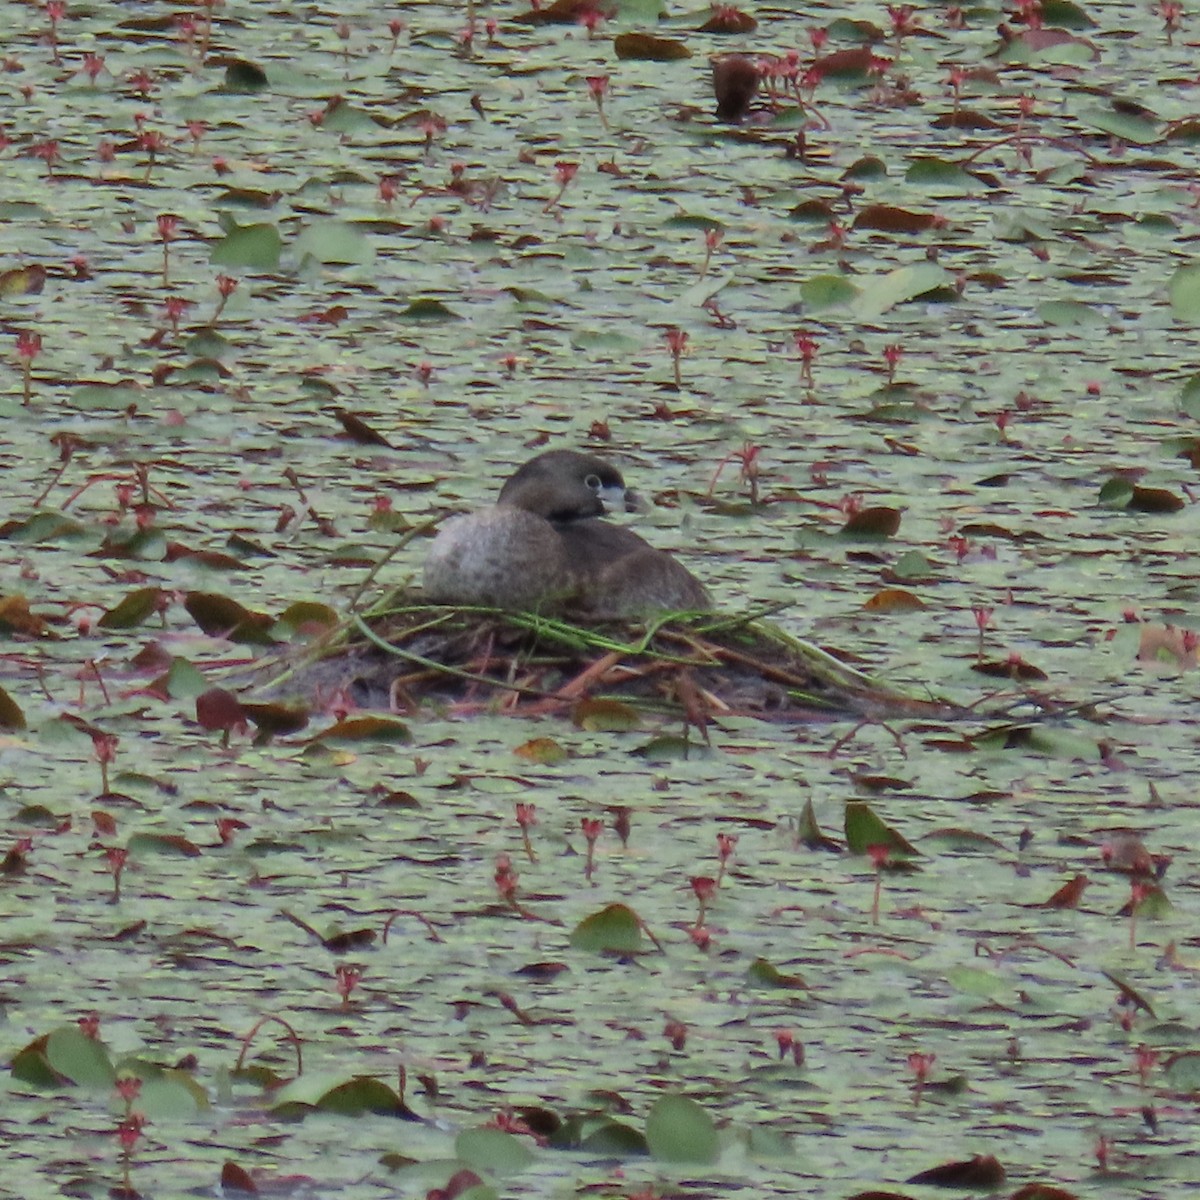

[262,590,962,724]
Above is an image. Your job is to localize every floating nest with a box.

[259,590,966,725]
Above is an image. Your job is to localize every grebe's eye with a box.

[584,474,602,492]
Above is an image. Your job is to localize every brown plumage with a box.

[423,450,710,616]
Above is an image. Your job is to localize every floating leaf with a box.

[842,155,887,180]
[271,601,340,640]
[644,1093,719,1165]
[223,59,269,92]
[210,221,282,270]
[921,827,1005,852]
[572,697,641,731]
[99,587,164,630]
[397,297,461,321]
[195,687,246,737]
[631,734,704,761]
[1163,1051,1200,1092]
[790,198,835,224]
[798,274,859,312]
[844,801,919,857]
[1102,480,1186,513]
[998,26,1098,63]
[841,506,902,538]
[1101,970,1155,1016]
[578,1120,649,1156]
[946,965,1011,998]
[1126,883,1172,919]
[514,736,569,764]
[697,6,756,32]
[273,1073,417,1118]
[321,101,380,134]
[1037,299,1105,328]
[853,205,940,234]
[864,587,924,612]
[1,511,88,543]
[135,1068,210,1118]
[614,32,691,60]
[569,903,644,954]
[240,701,310,740]
[0,263,47,296]
[0,684,26,730]
[0,595,48,638]
[905,156,978,189]
[1180,374,1200,416]
[972,657,1049,682]
[1166,261,1200,319]
[1009,1185,1080,1200]
[456,1127,535,1176]
[1033,874,1090,909]
[1078,106,1159,145]
[1129,485,1185,513]
[812,46,875,81]
[316,716,412,745]
[906,1154,1005,1187]
[853,263,949,318]
[887,550,935,581]
[746,957,807,990]
[294,221,374,266]
[1040,0,1096,25]
[185,591,276,644]
[795,798,842,852]
[513,0,614,22]
[1097,477,1134,508]
[220,1162,258,1194]
[45,1026,116,1088]
[126,832,202,858]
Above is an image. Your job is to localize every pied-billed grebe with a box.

[423,450,710,616]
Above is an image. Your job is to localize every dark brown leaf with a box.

[184,591,275,643]
[972,657,1049,681]
[513,0,613,24]
[853,204,941,234]
[195,687,249,735]
[239,702,310,739]
[864,588,925,612]
[841,506,902,537]
[1009,1185,1079,1200]
[616,32,693,62]
[697,6,756,32]
[812,47,877,80]
[1033,874,1089,909]
[906,1154,1006,1187]
[331,408,393,447]
[0,684,26,731]
[220,1162,258,1194]
[1128,485,1184,513]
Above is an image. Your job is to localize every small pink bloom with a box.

[908,1051,935,1082]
